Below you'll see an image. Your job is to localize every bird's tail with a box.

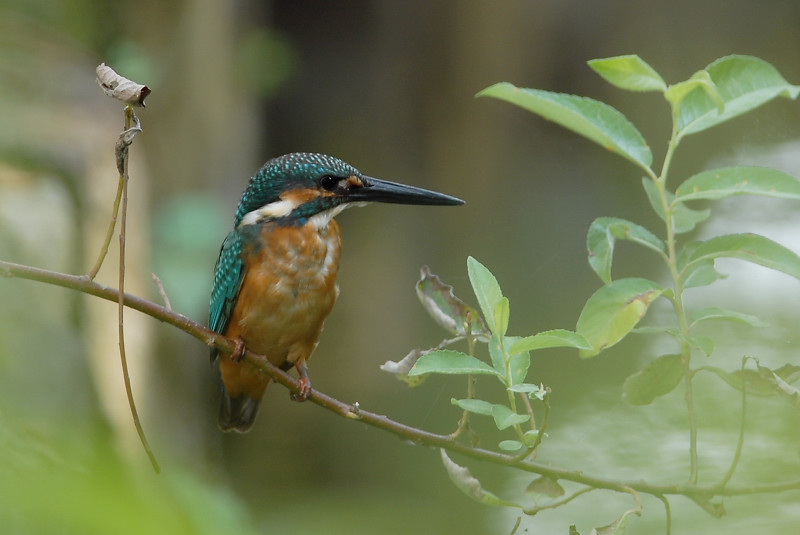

[218,388,262,433]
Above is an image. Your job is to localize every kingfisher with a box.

[209,152,464,432]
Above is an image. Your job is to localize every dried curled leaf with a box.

[379,348,428,387]
[439,450,520,508]
[96,63,151,107]
[417,266,488,337]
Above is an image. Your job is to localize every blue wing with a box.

[209,230,245,361]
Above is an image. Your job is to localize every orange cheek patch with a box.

[345,175,364,188]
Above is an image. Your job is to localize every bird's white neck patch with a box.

[308,203,364,229]
[238,196,368,230]
[238,199,299,228]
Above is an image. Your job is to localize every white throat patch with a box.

[238,199,298,228]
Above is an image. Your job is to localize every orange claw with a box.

[229,337,246,362]
[290,362,312,401]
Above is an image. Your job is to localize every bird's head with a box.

[234,152,463,229]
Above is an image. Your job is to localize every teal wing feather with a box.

[209,230,245,361]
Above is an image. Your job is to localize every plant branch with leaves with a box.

[2,55,800,535]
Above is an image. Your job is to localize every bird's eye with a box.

[320,175,339,191]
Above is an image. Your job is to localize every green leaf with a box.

[677,55,800,137]
[682,261,727,288]
[488,334,506,377]
[467,256,503,332]
[576,278,665,358]
[688,306,769,329]
[451,398,494,416]
[587,217,665,284]
[588,55,667,92]
[440,450,521,508]
[665,69,724,114]
[477,83,652,171]
[416,266,489,337]
[687,335,714,356]
[674,166,800,204]
[509,329,592,354]
[499,440,523,452]
[508,345,531,386]
[679,233,800,282]
[703,363,800,397]
[526,476,566,498]
[622,354,684,405]
[508,383,545,399]
[491,404,530,430]
[757,364,800,409]
[408,350,501,377]
[642,177,710,234]
[493,297,510,337]
[523,429,542,446]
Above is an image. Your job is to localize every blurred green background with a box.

[2,1,800,533]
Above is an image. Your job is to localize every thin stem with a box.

[717,357,749,488]
[86,175,124,279]
[522,486,595,515]
[116,106,159,474]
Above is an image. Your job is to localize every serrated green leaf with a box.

[467,256,503,332]
[622,354,684,405]
[674,166,800,205]
[440,450,521,508]
[577,278,665,358]
[641,177,710,234]
[677,55,800,137]
[588,55,667,92]
[509,329,592,354]
[416,265,489,337]
[688,306,769,328]
[477,83,652,171]
[451,398,495,416]
[587,217,665,284]
[491,404,530,430]
[679,233,800,282]
[499,440,523,451]
[408,350,501,377]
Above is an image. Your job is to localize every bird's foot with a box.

[290,363,312,402]
[229,337,246,362]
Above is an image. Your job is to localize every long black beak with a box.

[349,176,465,206]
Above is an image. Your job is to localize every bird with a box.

[209,152,464,432]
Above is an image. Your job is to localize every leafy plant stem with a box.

[3,258,800,500]
[658,120,699,484]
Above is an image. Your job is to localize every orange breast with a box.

[220,220,342,398]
